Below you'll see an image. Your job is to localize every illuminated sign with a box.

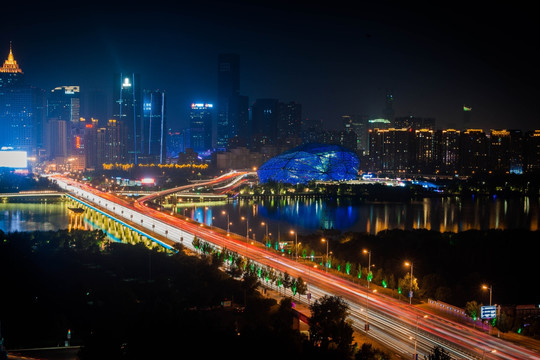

[0,150,27,168]
[481,305,497,319]
[122,78,132,87]
[76,136,80,149]
[463,105,472,111]
[140,178,155,185]
[191,103,213,109]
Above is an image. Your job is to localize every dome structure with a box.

[257,143,360,184]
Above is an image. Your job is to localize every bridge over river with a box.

[49,173,540,360]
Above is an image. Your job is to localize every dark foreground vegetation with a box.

[1,229,399,360]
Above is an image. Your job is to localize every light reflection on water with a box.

[1,196,539,240]
[0,200,70,233]
[189,195,540,239]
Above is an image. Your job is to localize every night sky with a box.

[2,1,538,131]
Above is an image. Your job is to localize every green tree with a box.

[398,272,419,297]
[464,301,481,321]
[308,295,354,356]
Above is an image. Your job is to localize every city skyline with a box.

[1,1,538,132]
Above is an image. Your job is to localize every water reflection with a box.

[185,195,540,239]
[2,196,539,240]
[0,201,70,233]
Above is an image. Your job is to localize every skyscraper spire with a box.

[1,42,23,73]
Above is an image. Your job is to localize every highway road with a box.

[50,173,540,360]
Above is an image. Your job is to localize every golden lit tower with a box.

[0,42,24,87]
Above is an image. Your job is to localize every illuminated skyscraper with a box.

[414,129,434,173]
[368,128,414,174]
[0,43,44,155]
[434,129,460,174]
[113,73,141,163]
[0,42,24,88]
[47,86,80,157]
[142,90,166,164]
[217,53,240,150]
[189,103,213,154]
[459,129,488,174]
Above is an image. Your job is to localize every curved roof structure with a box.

[257,143,360,184]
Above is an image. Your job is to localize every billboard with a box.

[0,150,28,168]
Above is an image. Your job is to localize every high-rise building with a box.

[524,130,540,173]
[217,54,240,150]
[0,44,44,155]
[167,129,186,158]
[342,114,369,154]
[277,101,302,145]
[47,86,80,122]
[0,42,24,88]
[103,119,125,164]
[46,118,67,159]
[83,118,99,170]
[227,93,249,148]
[459,129,488,175]
[142,90,166,164]
[489,129,511,173]
[508,129,524,174]
[47,86,80,157]
[251,98,278,151]
[189,103,213,154]
[368,128,414,174]
[384,90,395,124]
[434,129,460,174]
[414,129,434,174]
[113,73,141,164]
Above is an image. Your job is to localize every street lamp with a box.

[222,210,230,235]
[261,221,268,242]
[321,238,329,272]
[363,249,372,289]
[290,230,298,261]
[241,216,249,240]
[405,261,414,304]
[482,284,493,306]
[414,314,428,358]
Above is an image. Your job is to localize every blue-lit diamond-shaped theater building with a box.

[257,143,360,185]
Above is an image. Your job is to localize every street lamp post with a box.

[405,261,414,304]
[414,314,428,359]
[241,216,249,240]
[363,249,372,289]
[262,221,268,243]
[321,238,329,272]
[222,211,229,235]
[290,230,298,261]
[482,284,493,305]
[362,249,372,332]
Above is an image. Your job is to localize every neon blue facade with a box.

[257,143,360,184]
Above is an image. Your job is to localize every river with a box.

[1,195,538,240]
